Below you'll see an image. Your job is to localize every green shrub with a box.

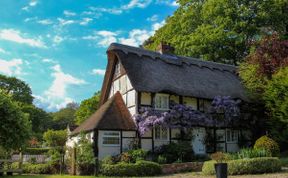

[128,149,147,162]
[157,155,167,164]
[101,160,161,176]
[254,136,280,156]
[202,157,281,175]
[234,148,271,159]
[20,163,57,174]
[154,141,194,163]
[210,152,229,163]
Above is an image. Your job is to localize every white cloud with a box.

[88,0,152,15]
[83,30,118,47]
[0,29,46,48]
[147,15,158,22]
[42,58,58,64]
[22,0,38,11]
[152,20,165,31]
[122,0,152,9]
[0,47,7,54]
[0,58,23,76]
[91,69,106,76]
[57,18,75,26]
[63,10,77,17]
[24,17,38,22]
[34,64,86,111]
[53,35,64,45]
[156,0,179,7]
[37,19,53,25]
[79,18,93,26]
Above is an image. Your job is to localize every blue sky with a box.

[0,0,177,111]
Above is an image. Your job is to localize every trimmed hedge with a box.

[18,163,57,174]
[101,160,162,176]
[23,148,50,155]
[202,157,281,175]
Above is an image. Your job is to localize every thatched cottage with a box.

[66,43,252,159]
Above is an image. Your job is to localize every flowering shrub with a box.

[210,152,228,163]
[134,96,241,136]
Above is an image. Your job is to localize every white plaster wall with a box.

[98,131,121,159]
[154,140,170,147]
[140,92,151,105]
[170,95,179,104]
[66,132,93,148]
[227,143,239,152]
[171,128,180,138]
[127,90,136,107]
[126,75,133,91]
[128,106,136,116]
[141,139,152,151]
[123,131,136,137]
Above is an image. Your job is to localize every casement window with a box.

[102,131,120,146]
[226,129,238,143]
[154,94,169,110]
[154,126,169,141]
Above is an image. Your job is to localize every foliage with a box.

[0,91,32,150]
[202,157,281,175]
[0,74,33,104]
[127,149,147,162]
[228,148,271,160]
[51,103,78,130]
[144,0,288,65]
[75,134,95,175]
[264,67,288,124]
[154,141,194,163]
[210,152,228,163]
[43,129,67,147]
[21,104,53,137]
[101,160,161,176]
[254,135,280,156]
[23,148,50,155]
[75,92,100,125]
[20,163,57,174]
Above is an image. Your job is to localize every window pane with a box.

[161,127,168,139]
[103,137,120,145]
[155,127,161,139]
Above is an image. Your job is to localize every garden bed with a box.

[161,162,203,174]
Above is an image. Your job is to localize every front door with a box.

[192,127,206,154]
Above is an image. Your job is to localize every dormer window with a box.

[154,94,169,110]
[115,60,121,77]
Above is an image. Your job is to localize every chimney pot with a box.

[157,42,175,54]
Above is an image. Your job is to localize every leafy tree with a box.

[0,91,31,150]
[51,103,79,130]
[75,92,100,125]
[144,0,288,65]
[21,104,53,136]
[43,129,67,148]
[239,35,288,149]
[0,74,33,104]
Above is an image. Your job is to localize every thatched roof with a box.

[107,43,248,101]
[71,92,136,135]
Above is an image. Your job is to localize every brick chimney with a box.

[157,42,175,54]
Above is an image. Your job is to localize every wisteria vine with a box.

[134,96,241,136]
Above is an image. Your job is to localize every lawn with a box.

[3,170,288,178]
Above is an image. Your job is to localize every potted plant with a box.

[210,152,228,178]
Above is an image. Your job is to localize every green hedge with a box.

[13,163,57,174]
[23,148,50,155]
[202,157,281,175]
[101,160,162,176]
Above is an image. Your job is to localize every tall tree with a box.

[0,91,31,150]
[0,74,33,104]
[51,103,79,130]
[75,92,100,125]
[144,0,288,65]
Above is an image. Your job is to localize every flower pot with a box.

[214,163,227,178]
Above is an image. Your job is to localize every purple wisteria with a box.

[134,96,241,136]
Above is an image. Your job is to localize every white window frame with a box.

[154,126,169,141]
[226,129,238,143]
[154,94,169,110]
[102,131,120,146]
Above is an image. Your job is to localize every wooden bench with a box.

[0,159,22,176]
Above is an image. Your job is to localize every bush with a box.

[20,163,57,174]
[232,148,271,159]
[128,149,147,162]
[101,160,162,176]
[210,152,229,163]
[254,136,280,156]
[23,148,50,155]
[202,157,281,175]
[154,141,194,163]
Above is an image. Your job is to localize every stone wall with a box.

[161,162,203,174]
